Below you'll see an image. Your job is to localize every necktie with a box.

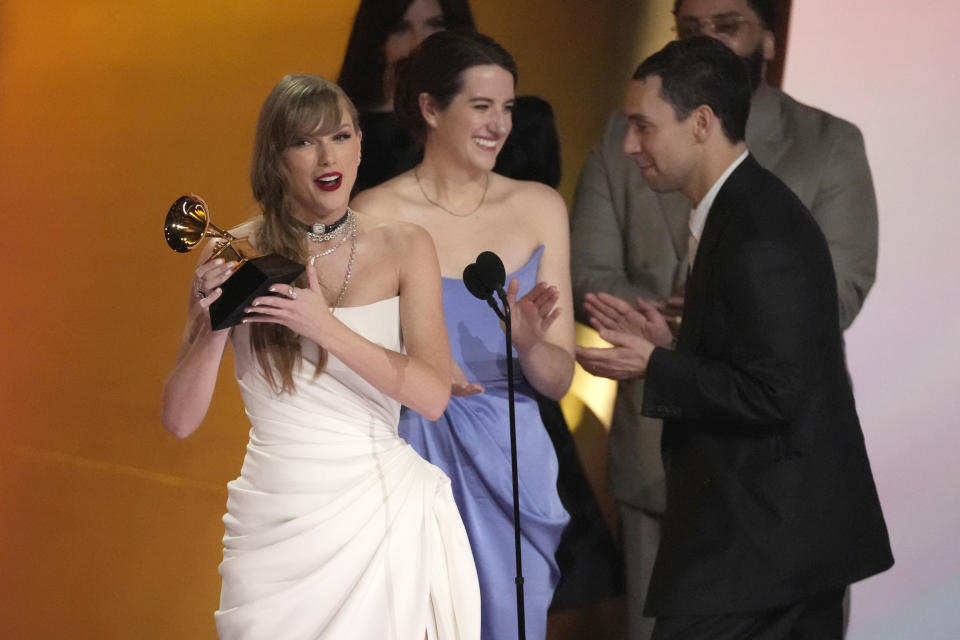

[687,231,699,271]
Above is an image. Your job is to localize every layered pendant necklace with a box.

[308,208,358,308]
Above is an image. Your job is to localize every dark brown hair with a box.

[395,30,517,145]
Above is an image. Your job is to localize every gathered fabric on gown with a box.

[215,296,480,640]
[399,247,570,640]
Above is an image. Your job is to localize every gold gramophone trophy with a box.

[164,194,304,330]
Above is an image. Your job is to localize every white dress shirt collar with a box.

[690,150,749,241]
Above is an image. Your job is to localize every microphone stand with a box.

[464,257,526,639]
[496,290,525,640]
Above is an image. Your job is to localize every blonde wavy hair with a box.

[248,74,359,393]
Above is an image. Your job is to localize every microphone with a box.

[463,262,494,299]
[475,251,507,300]
[463,260,505,320]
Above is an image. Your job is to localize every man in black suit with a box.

[576,37,892,639]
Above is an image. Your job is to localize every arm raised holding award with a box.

[160,195,305,438]
[160,244,235,439]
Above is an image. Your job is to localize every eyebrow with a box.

[466,97,516,105]
[678,10,742,20]
[308,121,354,137]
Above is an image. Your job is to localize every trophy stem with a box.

[205,221,237,241]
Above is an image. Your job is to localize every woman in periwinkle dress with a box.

[352,31,574,640]
[161,74,480,639]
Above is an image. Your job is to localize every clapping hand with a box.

[242,256,333,343]
[584,292,673,348]
[574,292,672,380]
[655,291,684,338]
[506,279,561,353]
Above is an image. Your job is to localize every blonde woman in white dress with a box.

[162,74,480,640]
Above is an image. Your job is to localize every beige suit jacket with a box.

[570,84,878,511]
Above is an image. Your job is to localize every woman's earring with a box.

[358,154,362,164]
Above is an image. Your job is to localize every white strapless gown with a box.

[215,297,480,640]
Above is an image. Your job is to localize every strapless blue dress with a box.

[399,245,570,640]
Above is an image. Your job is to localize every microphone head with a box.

[475,251,506,289]
[463,263,495,300]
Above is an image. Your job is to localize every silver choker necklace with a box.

[308,209,355,258]
[305,209,351,243]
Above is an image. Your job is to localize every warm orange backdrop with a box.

[0,1,671,637]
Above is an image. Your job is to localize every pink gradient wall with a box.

[783,3,960,638]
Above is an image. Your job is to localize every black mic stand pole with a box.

[498,294,526,640]
[464,257,526,639]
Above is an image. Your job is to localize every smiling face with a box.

[424,64,515,171]
[622,76,699,196]
[281,104,362,224]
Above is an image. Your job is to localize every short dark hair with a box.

[633,36,751,143]
[337,0,476,110]
[395,31,518,144]
[673,0,775,29]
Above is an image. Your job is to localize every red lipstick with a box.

[315,172,343,192]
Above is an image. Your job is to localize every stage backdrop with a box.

[4,0,956,638]
[783,2,960,638]
[0,0,663,637]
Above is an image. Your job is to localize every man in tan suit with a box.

[569,1,878,638]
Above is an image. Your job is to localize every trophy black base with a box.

[209,254,305,331]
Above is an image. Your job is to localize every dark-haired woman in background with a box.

[338,0,475,192]
[352,31,572,640]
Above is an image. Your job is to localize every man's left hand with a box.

[575,328,655,380]
[584,291,674,348]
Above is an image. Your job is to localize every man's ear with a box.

[691,105,715,143]
[762,29,776,62]
[419,92,440,128]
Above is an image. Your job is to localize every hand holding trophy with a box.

[164,194,304,330]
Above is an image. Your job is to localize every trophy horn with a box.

[164,194,233,253]
[163,192,305,330]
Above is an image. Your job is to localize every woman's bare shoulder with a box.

[490,174,567,221]
[358,211,432,249]
[351,170,418,212]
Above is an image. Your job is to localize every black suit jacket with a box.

[641,155,892,616]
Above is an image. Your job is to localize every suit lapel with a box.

[677,156,760,353]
